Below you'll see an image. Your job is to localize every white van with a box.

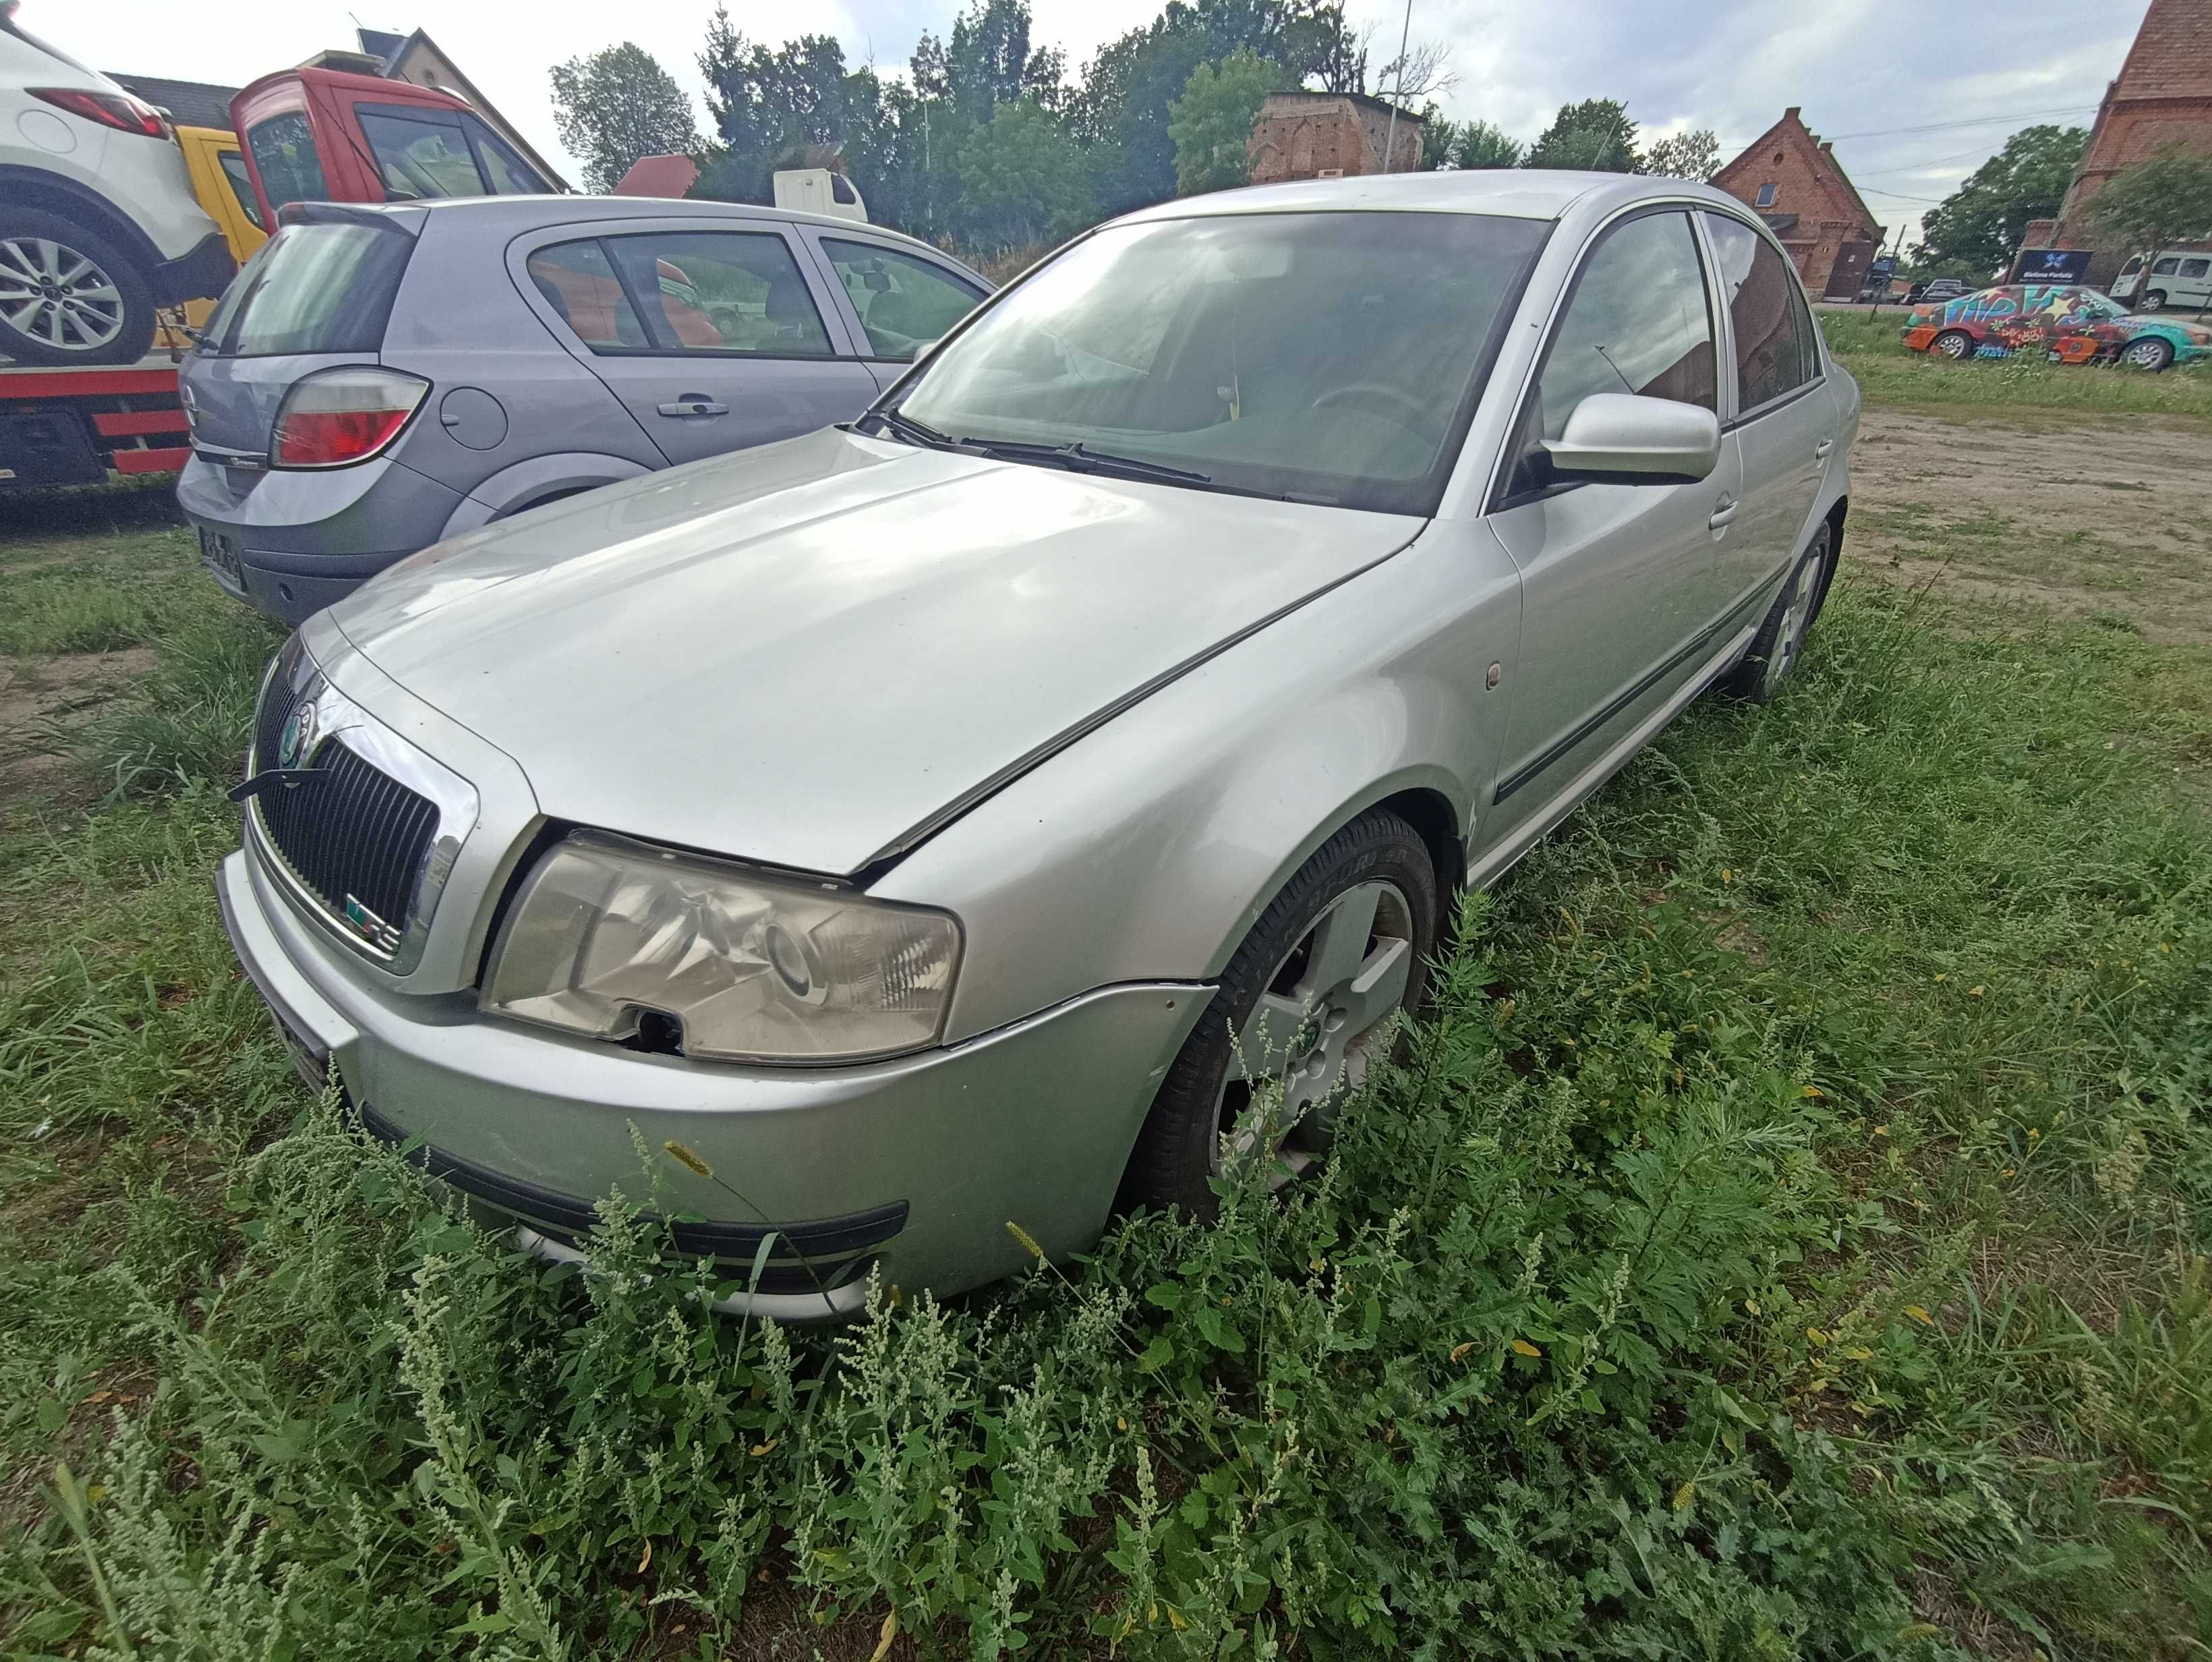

[2109,249,2211,313]
[772,167,868,224]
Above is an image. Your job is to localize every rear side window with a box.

[359,108,486,200]
[247,111,328,212]
[527,241,647,349]
[2182,258,2210,280]
[821,239,985,360]
[203,223,413,356]
[1704,214,1817,411]
[600,232,834,357]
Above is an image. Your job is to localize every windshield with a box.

[894,210,1549,515]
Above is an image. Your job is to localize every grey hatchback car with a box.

[175,196,989,623]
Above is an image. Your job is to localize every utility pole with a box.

[1380,0,1412,173]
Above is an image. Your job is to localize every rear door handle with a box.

[657,396,728,418]
[1709,494,1739,529]
[1814,438,1834,459]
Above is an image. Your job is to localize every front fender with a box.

[442,453,657,540]
[871,523,1523,1042]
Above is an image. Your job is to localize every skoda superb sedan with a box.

[219,171,1857,1317]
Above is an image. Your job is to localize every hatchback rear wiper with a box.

[961,438,1212,486]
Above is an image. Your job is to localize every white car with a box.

[0,0,232,364]
[2109,248,2212,315]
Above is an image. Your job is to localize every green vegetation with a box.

[1168,48,1289,196]
[1911,125,2089,279]
[3,393,2209,1657]
[1820,308,2212,418]
[2087,144,2212,277]
[548,42,703,194]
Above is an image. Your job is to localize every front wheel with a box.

[1119,809,1438,1216]
[1723,521,1835,704]
[0,209,157,366]
[2138,289,2167,313]
[2118,336,2174,372]
[1933,329,1975,361]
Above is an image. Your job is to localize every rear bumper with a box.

[216,843,1211,1309]
[152,231,236,306]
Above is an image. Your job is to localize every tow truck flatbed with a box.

[0,354,187,488]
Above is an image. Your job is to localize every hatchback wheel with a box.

[1119,809,1438,1216]
[0,209,156,367]
[2119,336,2174,372]
[1933,329,1974,361]
[1724,521,1835,704]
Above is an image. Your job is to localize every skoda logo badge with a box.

[277,699,318,770]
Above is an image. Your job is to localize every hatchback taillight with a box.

[271,369,430,469]
[29,87,171,138]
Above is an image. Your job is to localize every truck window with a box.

[218,151,266,230]
[248,111,328,212]
[465,117,550,194]
[358,107,486,200]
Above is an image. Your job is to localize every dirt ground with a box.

[1845,406,2212,645]
[0,647,152,807]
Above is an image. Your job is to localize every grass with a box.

[1817,308,2212,420]
[0,431,2208,1658]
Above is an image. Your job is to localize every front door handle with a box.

[1814,438,1834,459]
[1709,494,1739,529]
[658,395,729,418]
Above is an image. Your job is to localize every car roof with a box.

[328,193,954,258]
[1112,169,1753,227]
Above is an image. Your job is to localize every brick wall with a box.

[1248,93,1424,184]
[2034,0,2212,286]
[1712,109,1884,297]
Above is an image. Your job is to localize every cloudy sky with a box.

[42,0,2145,248]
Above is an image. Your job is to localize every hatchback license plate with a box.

[200,527,243,587]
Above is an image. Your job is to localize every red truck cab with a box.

[230,66,556,223]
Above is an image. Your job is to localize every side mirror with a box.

[1540,393,1720,486]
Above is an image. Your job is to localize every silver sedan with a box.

[219,171,1857,1317]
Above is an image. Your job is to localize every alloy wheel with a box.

[0,237,127,355]
[2120,338,2172,371]
[1213,878,1414,1181]
[1936,332,1972,360]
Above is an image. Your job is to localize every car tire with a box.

[1722,519,1836,704]
[2138,289,2166,313]
[0,209,158,367]
[1118,808,1438,1217]
[1933,329,1975,362]
[2118,336,2174,372]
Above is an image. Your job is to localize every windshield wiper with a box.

[961,438,1212,486]
[863,407,981,453]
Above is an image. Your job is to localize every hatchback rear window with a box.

[200,223,413,357]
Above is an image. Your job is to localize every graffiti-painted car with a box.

[1902,284,2211,370]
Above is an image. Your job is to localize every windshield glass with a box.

[895,210,1549,514]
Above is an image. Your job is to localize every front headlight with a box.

[483,830,960,1063]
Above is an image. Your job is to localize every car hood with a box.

[329,427,1420,876]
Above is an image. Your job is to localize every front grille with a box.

[257,739,440,955]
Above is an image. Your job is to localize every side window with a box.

[2151,258,2179,276]
[1704,214,1815,412]
[465,117,549,194]
[821,239,986,360]
[600,232,835,356]
[246,111,327,212]
[217,150,266,230]
[358,108,486,200]
[2182,258,2210,280]
[527,241,647,350]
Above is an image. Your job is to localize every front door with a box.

[1703,213,1832,614]
[516,222,880,466]
[1484,208,1740,832]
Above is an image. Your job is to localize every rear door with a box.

[798,231,990,392]
[511,219,878,465]
[1483,206,1739,832]
[1701,212,1831,617]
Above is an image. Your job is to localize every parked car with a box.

[0,0,233,364]
[2109,248,2211,314]
[177,196,990,623]
[1900,283,2209,370]
[1902,277,1968,306]
[217,171,1857,1315]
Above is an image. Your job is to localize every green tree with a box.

[1643,127,1720,181]
[548,43,700,193]
[955,97,1095,249]
[1525,98,1638,173]
[1912,123,2087,275]
[1424,116,1521,170]
[1167,48,1287,194]
[2087,143,2212,295]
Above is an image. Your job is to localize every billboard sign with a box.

[2012,248,2093,283]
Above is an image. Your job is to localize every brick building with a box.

[1247,92,1424,185]
[1712,109,1886,299]
[2016,0,2212,286]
